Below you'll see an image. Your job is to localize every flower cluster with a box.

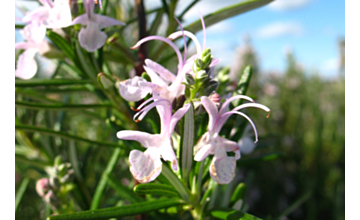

[15,0,124,79]
[117,15,270,184]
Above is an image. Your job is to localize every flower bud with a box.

[195,70,208,81]
[49,176,61,190]
[185,73,195,85]
[209,93,221,106]
[201,48,211,59]
[36,178,50,198]
[201,53,212,69]
[54,156,63,167]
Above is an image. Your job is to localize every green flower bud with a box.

[49,177,61,190]
[196,70,208,81]
[202,53,212,69]
[201,48,211,59]
[54,156,63,167]
[185,73,195,85]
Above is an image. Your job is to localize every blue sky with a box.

[16,0,345,78]
[171,0,345,78]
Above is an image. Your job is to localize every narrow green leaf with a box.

[47,30,76,62]
[207,208,263,220]
[47,198,185,220]
[15,124,126,149]
[16,101,113,111]
[181,102,194,184]
[134,183,179,197]
[15,178,30,213]
[230,183,246,204]
[160,165,190,202]
[107,174,144,203]
[184,0,273,33]
[90,147,121,210]
[234,65,253,97]
[15,79,95,87]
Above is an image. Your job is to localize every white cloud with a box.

[256,22,304,38]
[268,0,311,11]
[321,57,339,73]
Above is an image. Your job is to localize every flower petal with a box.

[71,14,89,26]
[117,130,156,148]
[201,96,219,131]
[160,145,179,171]
[21,22,47,44]
[209,147,236,184]
[129,148,162,183]
[15,49,38,80]
[145,59,176,83]
[78,21,107,52]
[216,136,240,160]
[118,76,152,102]
[168,103,190,136]
[95,14,125,29]
[45,0,72,28]
[194,132,215,161]
[143,65,168,88]
[22,7,49,24]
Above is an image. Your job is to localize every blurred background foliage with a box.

[15,0,345,219]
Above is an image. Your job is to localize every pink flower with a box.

[117,96,190,183]
[22,0,72,29]
[71,0,125,52]
[15,22,49,79]
[194,96,270,184]
[119,36,190,102]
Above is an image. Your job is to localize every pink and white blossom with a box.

[71,0,125,52]
[194,96,270,184]
[117,97,190,183]
[119,35,191,102]
[22,0,72,29]
[15,22,50,79]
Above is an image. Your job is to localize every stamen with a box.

[168,31,202,56]
[174,17,187,65]
[135,119,141,123]
[231,103,271,114]
[130,36,183,71]
[219,95,255,116]
[133,99,172,122]
[266,110,271,118]
[221,111,259,143]
[130,107,140,112]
